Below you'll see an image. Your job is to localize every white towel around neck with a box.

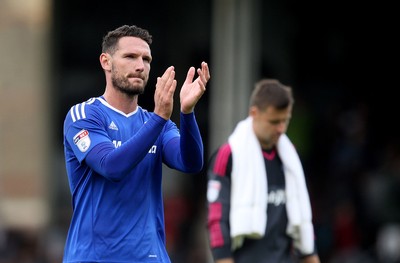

[228,116,315,254]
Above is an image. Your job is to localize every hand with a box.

[154,66,177,120]
[180,61,210,114]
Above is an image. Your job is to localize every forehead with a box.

[116,36,151,54]
[259,105,292,118]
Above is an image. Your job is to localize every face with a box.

[250,105,292,149]
[108,37,152,96]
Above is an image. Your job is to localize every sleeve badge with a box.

[207,180,221,203]
[73,129,91,152]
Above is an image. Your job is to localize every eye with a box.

[143,56,152,63]
[270,120,280,125]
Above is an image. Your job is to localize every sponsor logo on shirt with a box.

[148,145,157,153]
[113,140,122,148]
[112,140,157,154]
[268,189,286,206]
[73,129,91,152]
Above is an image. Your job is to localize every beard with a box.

[111,66,147,97]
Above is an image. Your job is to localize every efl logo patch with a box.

[73,129,91,152]
[207,180,221,203]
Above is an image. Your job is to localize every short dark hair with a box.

[249,79,294,111]
[101,25,152,54]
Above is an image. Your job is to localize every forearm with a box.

[179,111,204,171]
[86,114,166,180]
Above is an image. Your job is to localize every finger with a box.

[165,68,176,91]
[197,68,208,86]
[168,79,177,96]
[184,66,196,85]
[196,63,210,85]
[201,62,210,81]
[159,66,175,88]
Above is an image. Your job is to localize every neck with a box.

[103,88,138,114]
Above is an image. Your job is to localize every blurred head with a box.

[249,79,294,149]
[100,25,153,97]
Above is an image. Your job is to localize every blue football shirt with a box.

[63,97,201,263]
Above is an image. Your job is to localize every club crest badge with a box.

[207,180,221,203]
[73,129,91,152]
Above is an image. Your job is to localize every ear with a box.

[99,53,111,70]
[249,106,258,117]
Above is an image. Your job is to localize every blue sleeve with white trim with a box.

[64,100,167,181]
[84,114,166,181]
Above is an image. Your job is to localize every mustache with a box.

[127,73,145,79]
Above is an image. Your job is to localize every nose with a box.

[276,121,287,134]
[135,57,145,71]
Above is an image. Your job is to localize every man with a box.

[63,25,210,263]
[206,79,320,263]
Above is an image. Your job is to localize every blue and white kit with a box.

[63,96,203,263]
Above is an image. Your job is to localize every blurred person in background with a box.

[206,79,320,263]
[62,24,210,263]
